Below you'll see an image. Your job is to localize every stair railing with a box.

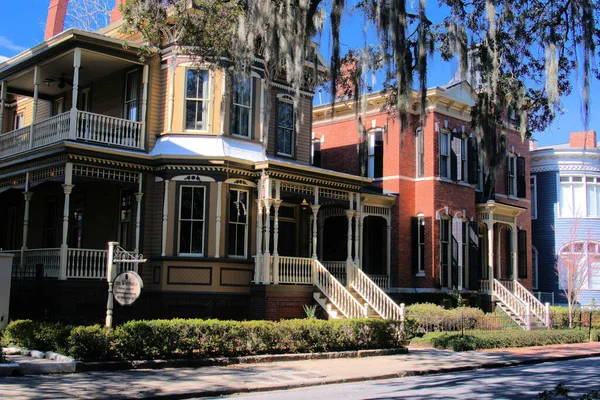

[313,260,367,319]
[347,262,404,320]
[494,279,531,330]
[511,279,550,328]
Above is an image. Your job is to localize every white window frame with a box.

[184,68,211,132]
[228,188,249,258]
[178,185,206,256]
[439,131,450,179]
[416,127,424,178]
[230,75,252,138]
[460,135,468,182]
[416,214,425,275]
[558,175,599,218]
[508,154,517,196]
[558,241,600,290]
[53,98,64,116]
[276,94,295,157]
[531,175,537,219]
[124,69,139,122]
[311,133,322,166]
[368,128,384,179]
[13,112,23,130]
[440,216,451,288]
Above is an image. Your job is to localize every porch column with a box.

[161,179,169,257]
[0,81,6,134]
[215,181,223,258]
[255,199,264,283]
[69,48,81,140]
[487,219,494,295]
[511,223,518,280]
[354,200,361,267]
[20,191,33,267]
[346,210,354,280]
[263,200,272,283]
[311,205,320,260]
[59,163,74,280]
[134,176,143,256]
[166,54,176,132]
[272,199,282,284]
[386,218,392,280]
[30,66,40,148]
[140,64,149,148]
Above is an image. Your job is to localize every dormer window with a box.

[277,95,295,157]
[185,69,210,131]
[231,76,252,138]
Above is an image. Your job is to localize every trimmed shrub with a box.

[406,304,492,332]
[550,306,600,329]
[68,325,115,362]
[3,320,72,353]
[413,329,599,351]
[2,320,37,349]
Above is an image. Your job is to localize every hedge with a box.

[411,329,600,352]
[405,304,513,333]
[2,318,404,362]
[550,306,600,329]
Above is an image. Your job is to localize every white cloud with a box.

[0,56,8,63]
[0,37,26,53]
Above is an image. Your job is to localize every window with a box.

[124,70,139,121]
[416,128,424,178]
[507,154,526,197]
[276,96,294,156]
[228,188,249,257]
[531,176,537,219]
[117,189,132,250]
[178,186,206,255]
[461,137,468,182]
[368,129,383,178]
[507,155,516,196]
[532,246,538,290]
[78,88,91,111]
[412,215,425,275]
[440,217,450,287]
[231,76,252,138]
[71,194,84,249]
[13,112,23,130]
[53,98,64,116]
[559,176,587,217]
[450,134,466,181]
[586,177,600,217]
[518,229,527,279]
[558,241,600,290]
[185,69,210,131]
[439,131,450,178]
[311,137,321,167]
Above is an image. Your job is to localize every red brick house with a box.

[314,81,541,324]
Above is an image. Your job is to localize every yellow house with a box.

[0,1,398,322]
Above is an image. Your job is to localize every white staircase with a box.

[493,279,551,330]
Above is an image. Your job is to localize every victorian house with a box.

[1,0,398,322]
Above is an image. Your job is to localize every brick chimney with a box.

[110,0,126,24]
[45,0,69,40]
[569,130,597,149]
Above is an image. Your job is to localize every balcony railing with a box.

[0,110,143,158]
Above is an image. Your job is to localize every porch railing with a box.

[322,261,347,285]
[314,260,367,319]
[277,256,313,284]
[66,249,108,279]
[494,279,531,330]
[4,248,60,278]
[511,279,550,328]
[0,110,143,159]
[347,262,404,320]
[369,274,389,291]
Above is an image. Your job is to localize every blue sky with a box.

[0,0,597,147]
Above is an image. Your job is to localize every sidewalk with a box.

[2,342,600,399]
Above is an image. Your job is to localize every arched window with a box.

[558,241,600,290]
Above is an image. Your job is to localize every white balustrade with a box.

[66,249,108,279]
[323,261,347,284]
[313,260,366,319]
[31,112,70,147]
[493,279,531,330]
[368,274,389,291]
[76,111,143,149]
[479,279,490,292]
[278,256,313,284]
[0,127,30,158]
[2,249,60,278]
[510,279,549,328]
[348,262,404,320]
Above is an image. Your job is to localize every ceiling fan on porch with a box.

[44,73,73,89]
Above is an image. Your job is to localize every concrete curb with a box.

[0,363,20,377]
[76,347,408,373]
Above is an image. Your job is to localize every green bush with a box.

[414,329,599,351]
[406,303,488,332]
[550,307,600,329]
[2,320,72,353]
[68,325,115,362]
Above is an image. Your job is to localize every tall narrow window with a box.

[368,129,383,178]
[43,198,57,247]
[124,70,139,121]
[440,132,450,178]
[461,137,468,182]
[228,189,249,257]
[71,194,84,249]
[559,176,586,217]
[277,97,294,156]
[231,76,252,138]
[518,229,527,279]
[78,88,91,112]
[13,112,23,130]
[416,128,424,178]
[311,138,321,167]
[586,176,600,217]
[531,176,537,219]
[417,216,425,274]
[179,186,206,255]
[117,189,132,250]
[185,69,210,131]
[532,246,538,290]
[53,98,64,116]
[440,218,450,288]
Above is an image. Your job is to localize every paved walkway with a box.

[2,342,600,399]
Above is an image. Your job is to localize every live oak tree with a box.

[117,0,600,186]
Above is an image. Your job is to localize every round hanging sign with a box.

[113,271,143,306]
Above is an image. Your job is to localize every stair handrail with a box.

[313,260,367,319]
[494,279,531,330]
[511,279,549,328]
[347,262,404,320]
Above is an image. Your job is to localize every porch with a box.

[0,39,149,159]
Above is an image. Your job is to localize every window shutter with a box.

[450,134,458,181]
[517,156,526,198]
[468,138,478,184]
[468,221,481,289]
[518,229,527,278]
[506,157,511,195]
[411,217,418,274]
[451,217,461,288]
[438,131,442,177]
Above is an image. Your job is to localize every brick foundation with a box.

[249,284,315,321]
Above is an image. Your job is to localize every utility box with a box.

[0,253,13,331]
